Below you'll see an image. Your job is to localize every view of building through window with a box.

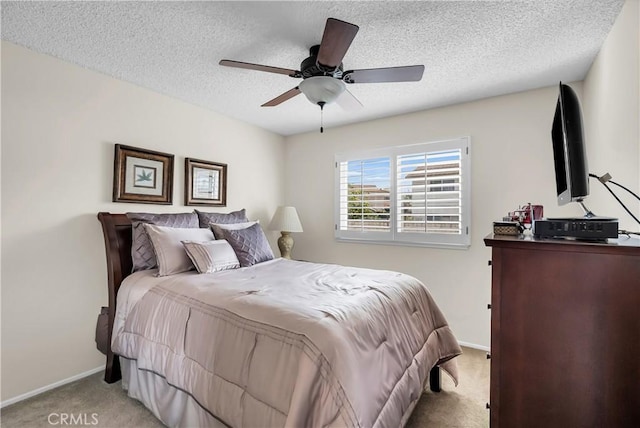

[340,150,462,234]
[397,150,462,234]
[344,157,391,231]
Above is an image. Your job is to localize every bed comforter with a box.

[112,258,461,427]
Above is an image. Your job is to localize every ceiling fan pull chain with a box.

[319,101,325,133]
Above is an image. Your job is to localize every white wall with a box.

[0,41,285,402]
[285,84,587,349]
[583,0,640,230]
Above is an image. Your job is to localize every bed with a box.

[98,212,461,427]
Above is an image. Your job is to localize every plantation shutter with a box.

[338,157,391,233]
[335,137,470,248]
[396,149,463,235]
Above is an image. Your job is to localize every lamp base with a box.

[277,232,294,259]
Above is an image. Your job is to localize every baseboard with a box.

[458,340,490,352]
[1,366,104,409]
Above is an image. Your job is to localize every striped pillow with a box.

[182,240,240,274]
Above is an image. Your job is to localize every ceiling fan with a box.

[219,18,425,132]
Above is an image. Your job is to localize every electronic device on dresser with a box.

[533,82,618,240]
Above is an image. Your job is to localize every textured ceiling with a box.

[1,1,625,136]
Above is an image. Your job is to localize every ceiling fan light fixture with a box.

[299,76,346,105]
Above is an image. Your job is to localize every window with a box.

[335,137,470,248]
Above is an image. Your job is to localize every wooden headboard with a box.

[97,212,133,383]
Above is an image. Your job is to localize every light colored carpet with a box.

[407,347,490,427]
[1,347,489,427]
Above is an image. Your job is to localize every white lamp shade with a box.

[299,76,346,105]
[269,206,303,233]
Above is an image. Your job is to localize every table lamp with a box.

[268,206,303,259]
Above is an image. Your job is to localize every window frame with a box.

[334,137,471,249]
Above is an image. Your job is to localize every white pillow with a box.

[210,220,258,239]
[182,240,240,274]
[144,224,215,276]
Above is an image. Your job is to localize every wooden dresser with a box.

[484,234,640,428]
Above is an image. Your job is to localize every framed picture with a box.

[185,158,227,206]
[113,144,174,204]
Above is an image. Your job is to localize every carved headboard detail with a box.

[97,212,133,383]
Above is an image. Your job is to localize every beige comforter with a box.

[112,259,461,427]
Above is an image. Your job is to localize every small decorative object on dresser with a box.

[185,158,227,206]
[112,144,174,204]
[268,206,303,259]
[492,221,521,236]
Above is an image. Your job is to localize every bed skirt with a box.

[121,357,228,428]
[120,356,435,428]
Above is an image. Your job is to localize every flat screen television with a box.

[551,82,589,206]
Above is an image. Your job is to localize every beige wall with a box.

[583,0,640,230]
[1,41,285,402]
[285,84,587,349]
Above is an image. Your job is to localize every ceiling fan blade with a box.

[344,65,425,84]
[317,18,359,68]
[219,60,299,77]
[336,89,363,111]
[261,87,301,107]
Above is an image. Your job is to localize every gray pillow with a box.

[210,221,258,239]
[194,209,248,228]
[126,212,198,272]
[219,223,274,267]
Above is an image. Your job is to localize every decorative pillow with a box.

[194,209,248,228]
[219,223,274,267]
[144,224,215,276]
[127,212,199,272]
[182,240,240,274]
[210,220,259,239]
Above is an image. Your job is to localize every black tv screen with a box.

[551,82,589,206]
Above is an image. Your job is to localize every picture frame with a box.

[112,144,174,204]
[185,158,227,206]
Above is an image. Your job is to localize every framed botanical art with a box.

[112,144,174,204]
[185,158,227,206]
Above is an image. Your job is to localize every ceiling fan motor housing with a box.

[301,45,343,79]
